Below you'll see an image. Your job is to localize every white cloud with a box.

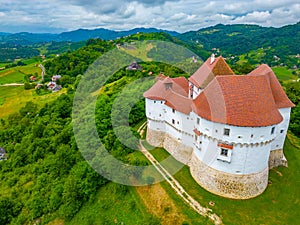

[0,0,298,33]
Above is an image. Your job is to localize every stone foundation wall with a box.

[189,152,269,199]
[163,133,193,165]
[147,127,271,199]
[146,128,193,164]
[146,128,165,147]
[269,149,288,169]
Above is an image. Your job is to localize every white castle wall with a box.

[193,117,276,174]
[188,82,202,99]
[268,108,291,168]
[145,97,291,199]
[271,108,291,151]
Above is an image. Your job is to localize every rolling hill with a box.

[178,22,300,59]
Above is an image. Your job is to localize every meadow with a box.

[0,86,63,119]
[272,67,298,81]
[0,62,41,85]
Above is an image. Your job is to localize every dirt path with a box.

[138,122,223,225]
[0,83,24,87]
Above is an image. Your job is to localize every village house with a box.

[127,61,143,70]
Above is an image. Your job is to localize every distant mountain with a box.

[177,22,300,56]
[1,32,58,45]
[0,32,10,36]
[0,27,180,44]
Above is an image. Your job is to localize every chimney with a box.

[210,53,215,64]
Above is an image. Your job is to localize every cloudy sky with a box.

[0,0,299,33]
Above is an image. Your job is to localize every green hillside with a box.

[178,23,300,68]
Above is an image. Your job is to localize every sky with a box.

[0,0,299,33]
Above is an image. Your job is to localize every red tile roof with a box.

[165,92,192,115]
[143,76,192,114]
[248,64,295,108]
[192,75,283,127]
[143,76,189,100]
[144,57,294,127]
[189,56,234,89]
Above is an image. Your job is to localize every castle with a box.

[143,55,294,199]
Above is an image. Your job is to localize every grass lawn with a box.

[272,67,298,81]
[149,136,300,225]
[0,86,63,119]
[65,182,156,225]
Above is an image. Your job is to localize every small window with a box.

[172,119,175,124]
[161,101,163,104]
[197,118,200,125]
[251,134,254,138]
[271,127,275,135]
[159,114,161,117]
[154,101,156,103]
[238,136,242,139]
[194,136,198,141]
[280,129,284,134]
[220,148,228,156]
[172,109,175,113]
[177,121,179,124]
[199,141,202,144]
[215,129,218,133]
[224,128,230,136]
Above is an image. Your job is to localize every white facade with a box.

[146,98,194,147]
[271,108,291,151]
[188,82,202,100]
[145,98,290,175]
